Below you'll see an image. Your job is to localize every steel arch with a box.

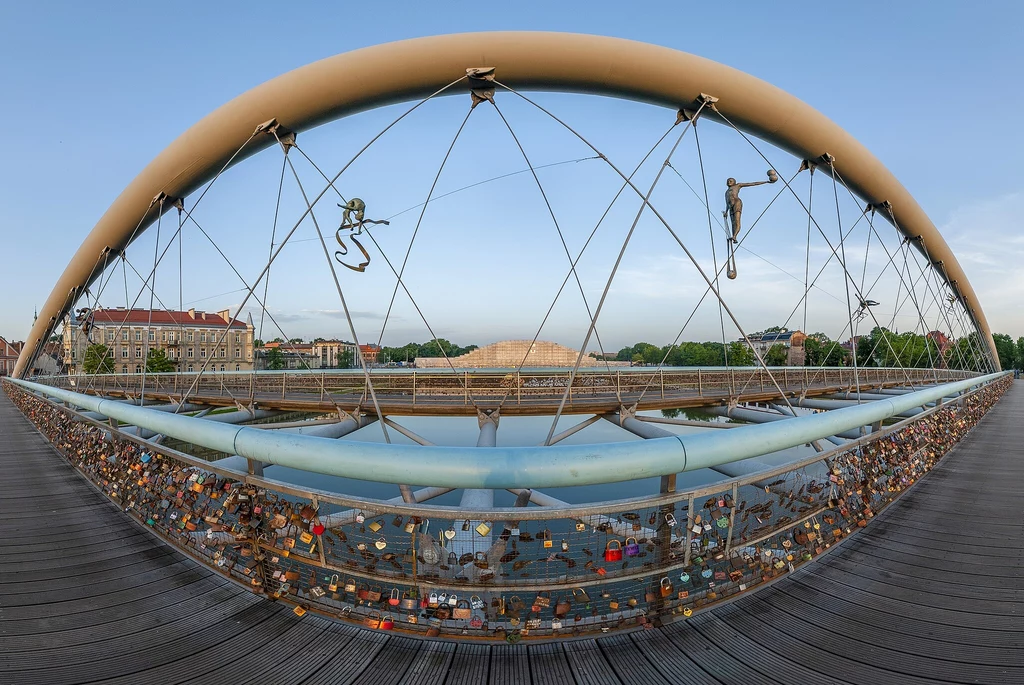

[16,31,998,376]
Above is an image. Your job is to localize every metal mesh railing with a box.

[4,373,1009,641]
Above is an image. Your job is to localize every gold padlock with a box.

[368,520,383,533]
[475,521,491,536]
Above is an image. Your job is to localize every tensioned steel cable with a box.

[828,160,862,401]
[491,120,682,413]
[491,84,802,426]
[712,109,919,391]
[139,198,164,407]
[283,151,393,443]
[692,123,730,368]
[259,154,289,345]
[374,107,475,350]
[168,76,471,415]
[830,171,976,375]
[541,99,709,445]
[290,140,486,415]
[489,100,620,397]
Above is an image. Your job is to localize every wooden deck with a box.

[1,382,1021,684]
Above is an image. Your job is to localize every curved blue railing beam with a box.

[8,373,1005,489]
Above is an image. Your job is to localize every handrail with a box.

[7,372,1006,489]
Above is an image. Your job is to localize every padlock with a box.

[389,588,401,606]
[328,575,339,592]
[624,537,640,557]
[368,520,383,533]
[561,540,569,552]
[355,512,365,523]
[448,593,459,608]
[604,539,623,562]
[575,522,586,532]
[471,594,485,610]
[374,537,387,550]
[476,521,491,536]
[380,613,394,630]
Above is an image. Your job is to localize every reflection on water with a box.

[265,409,820,505]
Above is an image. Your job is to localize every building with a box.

[312,339,357,368]
[415,340,631,368]
[0,337,24,376]
[741,329,807,366]
[926,330,951,367]
[64,308,254,375]
[256,341,322,370]
[358,343,381,365]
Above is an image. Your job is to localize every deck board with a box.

[0,381,1021,684]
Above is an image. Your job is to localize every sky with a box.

[1,1,1022,355]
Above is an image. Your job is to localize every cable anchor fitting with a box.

[467,67,495,108]
[255,118,296,151]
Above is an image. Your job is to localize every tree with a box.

[270,337,284,344]
[1017,337,1024,371]
[631,353,644,366]
[804,335,849,367]
[266,347,284,370]
[726,342,755,366]
[765,344,788,366]
[992,333,1016,371]
[83,344,114,374]
[146,348,176,373]
[288,337,304,345]
[253,339,264,348]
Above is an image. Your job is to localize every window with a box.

[219,347,225,358]
[220,364,225,372]
[187,365,194,372]
[235,348,241,358]
[161,331,167,342]
[122,331,129,341]
[135,330,142,341]
[187,348,194,359]
[200,348,206,358]
[187,332,194,342]
[235,334,241,344]
[122,365,128,373]
[121,347,129,358]
[106,331,114,342]
[135,347,142,359]
[200,332,206,343]
[235,364,240,371]
[148,331,155,342]
[134,365,142,374]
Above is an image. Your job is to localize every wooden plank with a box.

[562,639,621,685]
[398,639,455,685]
[445,643,490,685]
[488,644,530,685]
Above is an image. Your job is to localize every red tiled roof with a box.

[88,309,248,329]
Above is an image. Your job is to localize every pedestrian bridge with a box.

[1,379,1020,684]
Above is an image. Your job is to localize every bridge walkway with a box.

[0,383,1021,684]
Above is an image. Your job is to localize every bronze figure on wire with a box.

[335,198,390,272]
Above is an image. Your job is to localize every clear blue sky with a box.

[2,1,1022,352]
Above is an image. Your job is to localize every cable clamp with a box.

[467,67,496,108]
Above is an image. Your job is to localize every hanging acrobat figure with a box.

[723,170,778,279]
[335,198,390,272]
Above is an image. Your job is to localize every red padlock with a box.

[380,613,394,630]
[604,539,623,562]
[389,588,401,606]
[312,522,325,536]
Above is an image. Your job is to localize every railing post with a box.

[683,493,695,567]
[660,369,665,399]
[464,372,469,405]
[517,371,521,404]
[412,371,417,406]
[724,482,738,554]
[697,369,702,396]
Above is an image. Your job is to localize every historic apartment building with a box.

[64,308,255,374]
[312,339,358,368]
[742,329,807,366]
[0,336,24,376]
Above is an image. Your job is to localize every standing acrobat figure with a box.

[724,170,778,240]
[723,170,778,279]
